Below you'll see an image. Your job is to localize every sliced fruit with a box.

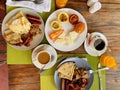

[49,29,64,40]
[69,14,79,25]
[100,55,118,69]
[51,20,61,30]
[58,12,69,23]
[74,22,85,34]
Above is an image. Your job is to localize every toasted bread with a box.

[57,62,75,78]
[58,72,74,80]
[4,29,22,45]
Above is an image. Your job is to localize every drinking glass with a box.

[56,0,68,8]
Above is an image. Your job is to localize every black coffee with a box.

[94,39,105,51]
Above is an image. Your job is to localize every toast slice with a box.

[58,71,74,80]
[57,62,75,79]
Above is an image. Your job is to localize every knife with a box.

[98,63,103,90]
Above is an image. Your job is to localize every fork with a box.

[88,67,109,74]
[12,0,44,4]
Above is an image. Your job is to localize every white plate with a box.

[84,32,108,56]
[32,44,57,69]
[45,8,87,52]
[2,8,44,50]
[54,57,94,90]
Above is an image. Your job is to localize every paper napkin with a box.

[6,0,51,12]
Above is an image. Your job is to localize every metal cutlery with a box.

[12,0,44,4]
[88,67,109,74]
[98,63,103,90]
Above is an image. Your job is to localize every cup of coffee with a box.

[94,38,105,51]
[36,51,51,65]
[90,33,108,52]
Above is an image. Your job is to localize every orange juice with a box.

[100,55,117,69]
[56,0,68,8]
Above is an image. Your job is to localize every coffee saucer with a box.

[32,44,57,69]
[84,32,108,56]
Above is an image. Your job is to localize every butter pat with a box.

[89,2,102,13]
[87,0,98,6]
[6,11,31,34]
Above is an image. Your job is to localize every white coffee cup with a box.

[35,50,51,65]
[88,32,108,53]
[90,36,106,51]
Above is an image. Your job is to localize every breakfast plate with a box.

[2,8,44,50]
[45,8,87,52]
[32,44,57,69]
[84,32,108,56]
[54,57,94,90]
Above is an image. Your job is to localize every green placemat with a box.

[41,54,106,90]
[7,0,55,64]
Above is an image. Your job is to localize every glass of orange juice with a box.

[100,54,117,69]
[56,0,68,8]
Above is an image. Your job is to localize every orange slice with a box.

[100,55,117,69]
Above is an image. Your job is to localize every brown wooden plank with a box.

[10,83,40,90]
[8,65,40,89]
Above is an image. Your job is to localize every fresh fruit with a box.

[51,20,61,30]
[58,12,69,23]
[100,55,117,69]
[74,22,85,34]
[69,14,79,25]
[49,29,64,40]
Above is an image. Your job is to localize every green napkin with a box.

[40,54,106,90]
[7,0,55,64]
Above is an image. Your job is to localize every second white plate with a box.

[45,8,87,52]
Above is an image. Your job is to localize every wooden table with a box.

[0,0,120,90]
